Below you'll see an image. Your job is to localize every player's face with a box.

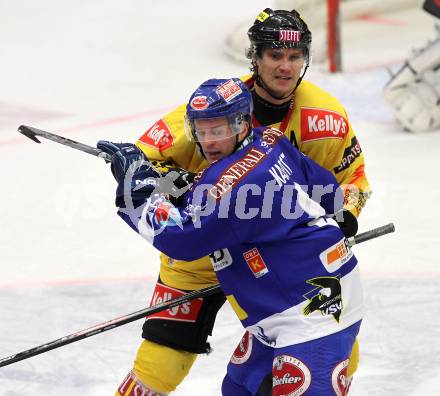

[194,117,246,163]
[255,47,305,102]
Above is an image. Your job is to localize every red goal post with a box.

[327,0,342,72]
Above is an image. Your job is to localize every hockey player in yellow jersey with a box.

[107,8,371,396]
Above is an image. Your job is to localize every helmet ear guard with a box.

[228,112,246,134]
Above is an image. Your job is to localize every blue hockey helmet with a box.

[185,78,253,143]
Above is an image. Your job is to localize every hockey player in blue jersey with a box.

[103,78,363,395]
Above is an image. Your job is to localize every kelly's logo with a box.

[138,118,174,151]
[301,107,348,142]
[146,283,203,322]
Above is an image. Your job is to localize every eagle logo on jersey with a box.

[303,276,343,322]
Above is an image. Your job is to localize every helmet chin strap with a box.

[233,122,253,153]
[255,63,309,101]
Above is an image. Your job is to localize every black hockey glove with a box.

[148,161,196,206]
[333,209,358,238]
[97,141,161,207]
[97,141,195,207]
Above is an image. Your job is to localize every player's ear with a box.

[238,121,250,140]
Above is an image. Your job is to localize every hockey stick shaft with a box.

[347,222,395,247]
[18,125,112,161]
[0,284,221,368]
[0,223,394,368]
[18,125,184,198]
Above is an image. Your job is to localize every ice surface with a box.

[1,1,439,395]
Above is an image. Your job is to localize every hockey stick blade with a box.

[0,224,395,368]
[18,125,112,162]
[17,125,185,198]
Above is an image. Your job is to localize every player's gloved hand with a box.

[333,209,358,238]
[168,167,196,190]
[148,161,196,206]
[97,141,161,207]
[165,168,195,206]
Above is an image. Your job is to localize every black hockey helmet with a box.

[247,8,312,61]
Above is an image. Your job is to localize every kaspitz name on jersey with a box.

[334,136,362,173]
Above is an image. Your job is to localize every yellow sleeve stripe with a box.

[226,294,248,320]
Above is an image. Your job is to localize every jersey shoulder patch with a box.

[138,118,174,151]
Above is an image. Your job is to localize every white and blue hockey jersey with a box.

[120,127,363,348]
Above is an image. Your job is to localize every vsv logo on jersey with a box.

[138,118,174,151]
[146,283,202,323]
[301,107,348,142]
[243,248,269,278]
[303,276,343,322]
